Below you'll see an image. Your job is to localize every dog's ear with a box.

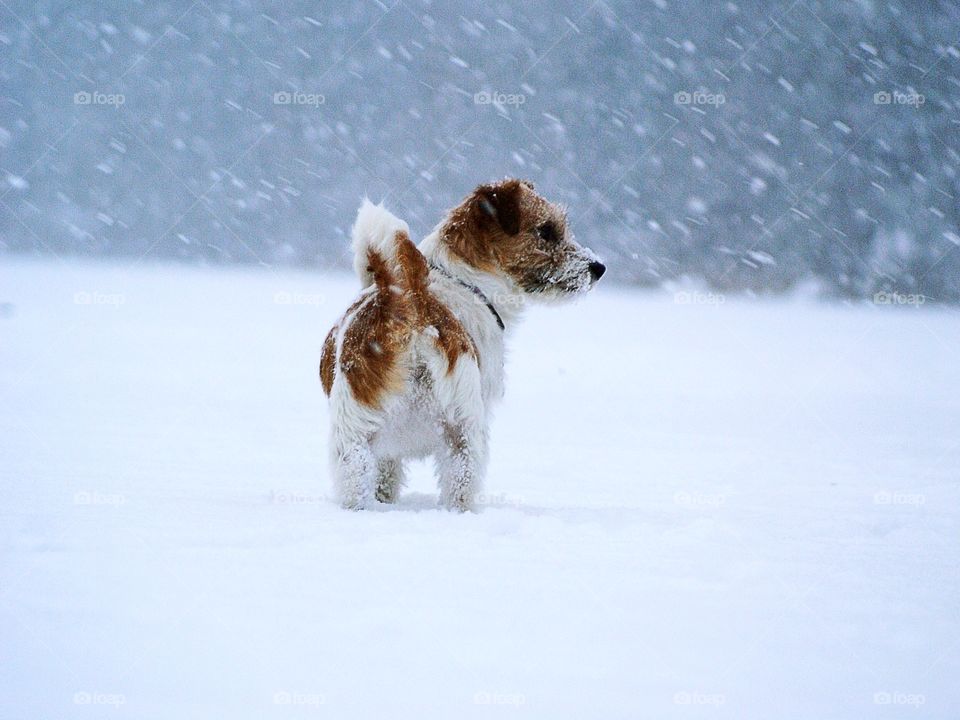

[475,179,524,236]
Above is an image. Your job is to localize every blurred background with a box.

[1,0,959,300]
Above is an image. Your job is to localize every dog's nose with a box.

[588,261,606,281]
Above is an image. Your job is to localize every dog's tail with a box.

[351,199,428,293]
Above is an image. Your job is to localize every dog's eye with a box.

[537,222,558,243]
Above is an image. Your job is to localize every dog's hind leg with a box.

[436,417,487,511]
[433,363,486,511]
[334,437,379,510]
[432,354,487,511]
[375,457,406,504]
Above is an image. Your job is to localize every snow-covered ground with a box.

[1,258,958,719]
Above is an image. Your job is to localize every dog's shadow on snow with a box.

[373,493,650,524]
[377,492,444,512]
[370,492,527,514]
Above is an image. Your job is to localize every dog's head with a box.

[442,178,605,298]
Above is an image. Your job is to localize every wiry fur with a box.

[321,179,604,511]
[351,198,411,286]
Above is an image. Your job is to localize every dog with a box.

[320,178,605,510]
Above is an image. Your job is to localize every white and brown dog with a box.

[320,179,605,510]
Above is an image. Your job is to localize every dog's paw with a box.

[440,492,475,513]
[338,489,375,511]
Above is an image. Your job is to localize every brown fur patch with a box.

[439,178,577,294]
[323,229,480,408]
[440,179,524,272]
[319,325,336,396]
[395,231,430,295]
[420,290,479,372]
[319,292,372,396]
[477,180,523,235]
[339,248,414,408]
[395,231,478,372]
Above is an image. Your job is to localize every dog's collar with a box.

[429,262,505,331]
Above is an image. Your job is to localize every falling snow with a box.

[0,1,957,306]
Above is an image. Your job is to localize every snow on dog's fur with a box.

[320,179,605,510]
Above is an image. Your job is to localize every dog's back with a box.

[320,201,477,410]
